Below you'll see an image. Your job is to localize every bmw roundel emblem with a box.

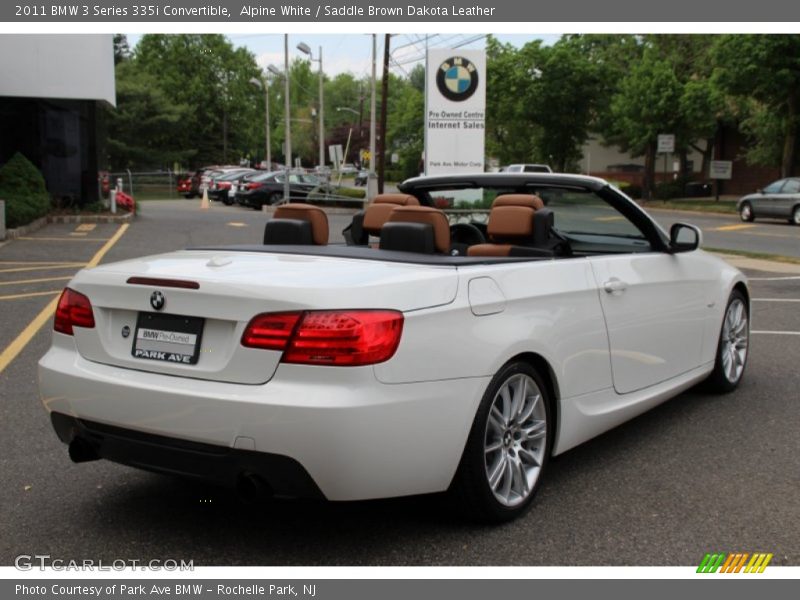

[436,56,479,102]
[150,291,166,311]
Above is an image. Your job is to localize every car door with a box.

[546,188,712,394]
[775,178,800,218]
[589,252,716,394]
[757,179,786,217]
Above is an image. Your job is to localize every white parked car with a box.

[501,163,553,174]
[39,173,749,521]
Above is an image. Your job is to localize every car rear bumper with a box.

[50,412,324,498]
[39,339,487,501]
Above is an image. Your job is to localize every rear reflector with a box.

[54,288,95,335]
[126,277,200,290]
[241,310,404,366]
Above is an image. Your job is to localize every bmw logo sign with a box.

[436,56,479,102]
[150,291,166,311]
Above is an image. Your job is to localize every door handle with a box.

[603,278,628,295]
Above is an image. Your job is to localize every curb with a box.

[711,252,800,275]
[3,212,134,240]
[47,212,135,225]
[3,216,48,239]
[261,205,361,216]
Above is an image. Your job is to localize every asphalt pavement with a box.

[645,207,800,259]
[0,199,797,566]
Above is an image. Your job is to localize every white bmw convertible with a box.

[39,173,749,521]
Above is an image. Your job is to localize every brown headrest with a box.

[273,203,329,245]
[373,193,419,206]
[363,203,398,235]
[487,205,535,240]
[387,206,450,253]
[493,194,544,210]
[467,244,513,257]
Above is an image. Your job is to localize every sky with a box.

[124,33,560,79]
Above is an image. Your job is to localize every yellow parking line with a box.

[227,222,248,227]
[0,224,129,375]
[0,276,73,287]
[0,290,61,301]
[16,236,110,242]
[594,216,625,222]
[712,224,756,232]
[0,264,86,274]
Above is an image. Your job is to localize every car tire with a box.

[269,192,282,205]
[705,289,749,393]
[184,193,196,199]
[450,361,551,522]
[790,205,800,226]
[739,201,755,222]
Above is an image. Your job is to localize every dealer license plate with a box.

[132,313,204,365]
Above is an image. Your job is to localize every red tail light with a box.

[246,182,263,190]
[54,288,95,335]
[241,312,302,351]
[241,310,404,366]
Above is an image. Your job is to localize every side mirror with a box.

[757,188,764,194]
[669,223,702,253]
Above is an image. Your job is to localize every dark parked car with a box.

[738,177,800,225]
[234,172,321,209]
[206,169,256,204]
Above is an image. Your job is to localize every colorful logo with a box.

[697,552,773,573]
[436,56,479,102]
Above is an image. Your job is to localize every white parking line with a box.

[752,330,800,336]
[752,298,800,303]
[749,276,800,281]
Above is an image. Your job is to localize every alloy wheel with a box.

[483,373,547,507]
[721,298,748,384]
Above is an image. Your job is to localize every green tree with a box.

[107,61,193,169]
[485,36,542,164]
[132,34,262,167]
[611,47,684,199]
[386,74,424,179]
[713,35,800,177]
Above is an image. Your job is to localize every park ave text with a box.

[16,584,316,597]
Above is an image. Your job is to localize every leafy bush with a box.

[654,179,687,200]
[0,153,51,228]
[333,186,366,200]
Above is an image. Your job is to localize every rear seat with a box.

[346,194,419,245]
[263,203,329,245]
[379,206,451,254]
[467,194,555,257]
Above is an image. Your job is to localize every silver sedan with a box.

[738,177,800,225]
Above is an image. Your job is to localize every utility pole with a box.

[283,34,291,201]
[366,34,378,202]
[378,33,390,194]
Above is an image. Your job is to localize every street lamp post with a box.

[297,41,325,171]
[249,76,271,170]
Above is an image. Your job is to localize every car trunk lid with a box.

[66,250,458,385]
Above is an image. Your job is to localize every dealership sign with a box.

[709,160,733,180]
[425,49,486,175]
